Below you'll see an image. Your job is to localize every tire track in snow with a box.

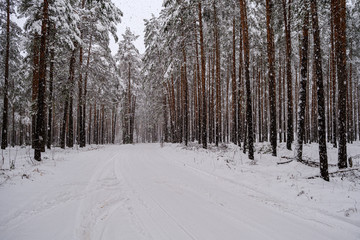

[75,151,126,240]
[114,149,199,240]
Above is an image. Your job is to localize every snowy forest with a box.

[2,0,360,178]
[1,0,360,239]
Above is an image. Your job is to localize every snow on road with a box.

[0,144,359,240]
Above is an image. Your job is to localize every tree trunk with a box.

[78,41,84,147]
[182,25,188,146]
[266,0,277,156]
[231,18,237,144]
[1,0,10,149]
[198,1,207,149]
[239,0,254,160]
[31,34,40,148]
[214,2,221,147]
[333,0,347,168]
[66,49,76,148]
[282,0,293,150]
[34,0,49,161]
[47,47,55,149]
[237,23,243,147]
[83,35,92,145]
[330,1,337,147]
[310,0,329,181]
[296,1,309,162]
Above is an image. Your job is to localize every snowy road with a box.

[0,144,359,240]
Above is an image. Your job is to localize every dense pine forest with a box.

[1,0,360,182]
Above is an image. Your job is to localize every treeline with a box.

[0,0,144,160]
[143,0,360,181]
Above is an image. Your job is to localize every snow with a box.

[0,143,359,240]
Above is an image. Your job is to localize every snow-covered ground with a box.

[0,142,359,240]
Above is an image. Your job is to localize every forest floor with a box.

[0,142,359,240]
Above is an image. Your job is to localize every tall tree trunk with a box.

[310,0,329,181]
[214,2,221,147]
[1,0,10,149]
[330,1,337,147]
[78,42,84,147]
[333,0,347,168]
[266,0,277,156]
[34,0,49,160]
[231,18,237,144]
[182,24,189,146]
[83,35,92,145]
[31,34,40,148]
[60,98,68,149]
[47,46,55,149]
[283,0,293,150]
[237,23,243,147]
[198,1,207,149]
[66,49,76,148]
[163,91,169,142]
[278,57,282,143]
[239,0,254,159]
[296,1,309,162]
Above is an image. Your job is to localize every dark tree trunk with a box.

[163,92,169,142]
[34,0,48,160]
[266,0,277,156]
[239,0,254,160]
[296,2,309,162]
[198,1,207,149]
[237,23,243,147]
[282,0,293,150]
[47,47,54,149]
[333,0,347,168]
[60,98,68,149]
[31,34,40,148]
[83,35,92,145]
[231,18,237,144]
[310,0,329,181]
[1,0,10,149]
[330,1,337,147]
[182,27,189,146]
[214,2,221,147]
[78,43,85,147]
[66,49,76,148]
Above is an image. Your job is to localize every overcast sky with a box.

[110,0,163,55]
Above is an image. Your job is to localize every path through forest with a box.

[0,144,359,240]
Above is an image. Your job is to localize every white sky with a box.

[110,0,164,55]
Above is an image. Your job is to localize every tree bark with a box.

[47,46,55,149]
[333,0,347,168]
[198,1,207,149]
[266,0,277,156]
[310,0,329,181]
[296,1,309,163]
[34,0,49,160]
[231,18,237,144]
[214,2,221,147]
[282,0,293,150]
[239,0,254,159]
[1,0,10,150]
